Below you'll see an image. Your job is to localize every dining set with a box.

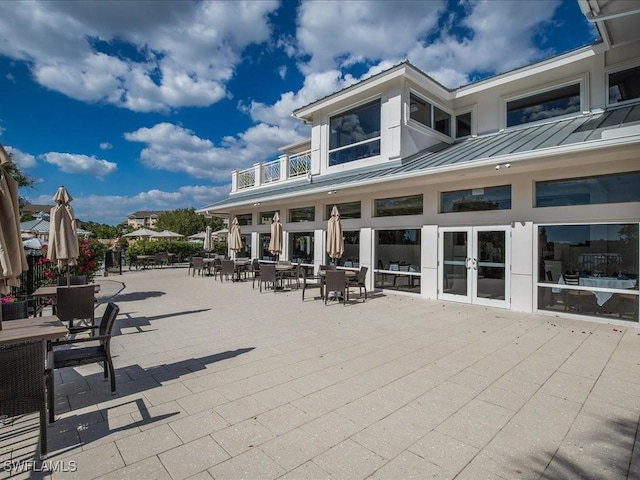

[0,281,118,459]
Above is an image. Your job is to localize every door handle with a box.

[465,257,471,269]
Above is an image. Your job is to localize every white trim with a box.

[406,90,454,139]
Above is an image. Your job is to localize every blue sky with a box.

[0,0,597,225]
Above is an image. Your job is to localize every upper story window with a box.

[259,210,278,225]
[409,93,451,137]
[455,112,472,138]
[329,100,381,166]
[236,213,252,226]
[374,194,423,217]
[324,201,361,220]
[507,83,581,128]
[289,206,315,222]
[609,65,640,105]
[441,185,511,213]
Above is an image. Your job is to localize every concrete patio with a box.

[2,266,639,479]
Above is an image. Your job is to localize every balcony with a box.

[233,151,311,192]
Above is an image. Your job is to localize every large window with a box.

[325,230,360,268]
[289,206,315,223]
[235,234,251,258]
[258,233,274,261]
[374,229,421,293]
[236,213,252,226]
[536,171,640,207]
[329,100,381,166]
[441,185,511,213]
[374,194,423,217]
[507,83,581,127]
[324,201,361,220]
[609,65,640,105]
[290,232,314,264]
[537,223,639,322]
[409,93,451,136]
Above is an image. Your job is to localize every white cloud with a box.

[41,152,117,177]
[5,146,37,168]
[99,142,113,150]
[0,0,279,112]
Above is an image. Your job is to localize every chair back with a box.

[192,257,204,269]
[357,266,368,283]
[221,259,235,276]
[564,274,579,285]
[324,264,337,271]
[99,302,120,339]
[57,275,87,286]
[56,285,95,324]
[325,270,346,293]
[261,264,277,283]
[545,270,553,282]
[252,259,261,272]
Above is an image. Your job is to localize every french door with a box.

[438,226,510,308]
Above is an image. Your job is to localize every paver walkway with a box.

[2,266,639,479]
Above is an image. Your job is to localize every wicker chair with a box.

[348,266,368,301]
[47,302,120,422]
[0,340,48,457]
[191,257,205,276]
[251,259,261,289]
[56,285,95,330]
[301,267,323,301]
[56,275,87,286]
[220,259,235,281]
[260,264,278,293]
[324,270,347,306]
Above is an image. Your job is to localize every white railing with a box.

[262,159,280,184]
[289,152,311,178]
[237,169,255,189]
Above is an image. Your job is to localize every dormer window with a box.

[409,93,451,137]
[329,100,381,166]
[608,65,640,105]
[506,83,581,128]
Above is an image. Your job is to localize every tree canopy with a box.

[155,208,222,237]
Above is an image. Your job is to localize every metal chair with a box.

[47,302,120,422]
[324,270,347,306]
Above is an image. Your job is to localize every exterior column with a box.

[279,155,288,181]
[231,170,238,192]
[254,163,262,187]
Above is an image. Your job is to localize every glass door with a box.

[439,226,510,309]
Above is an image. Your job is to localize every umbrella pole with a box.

[67,264,71,287]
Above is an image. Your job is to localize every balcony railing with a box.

[233,151,311,192]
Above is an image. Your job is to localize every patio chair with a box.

[191,256,205,276]
[324,270,347,306]
[348,266,368,301]
[129,253,140,270]
[57,275,87,286]
[220,259,235,281]
[260,264,278,293]
[301,267,323,301]
[251,259,261,289]
[56,284,95,330]
[211,258,222,280]
[563,274,597,313]
[0,340,48,457]
[47,302,120,422]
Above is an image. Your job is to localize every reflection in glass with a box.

[325,230,360,267]
[535,171,640,207]
[609,65,640,104]
[456,112,472,138]
[236,213,252,226]
[442,231,468,296]
[235,234,251,258]
[507,83,580,127]
[259,233,274,261]
[374,194,423,217]
[325,201,361,220]
[290,232,314,264]
[441,185,511,213]
[289,206,315,223]
[476,231,506,300]
[374,229,421,293]
[329,100,381,166]
[259,211,277,225]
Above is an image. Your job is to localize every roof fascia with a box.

[454,44,607,99]
[198,133,640,213]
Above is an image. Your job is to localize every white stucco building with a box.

[199,0,640,324]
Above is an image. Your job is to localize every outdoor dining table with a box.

[0,315,68,458]
[32,283,101,299]
[555,275,637,306]
[318,269,357,300]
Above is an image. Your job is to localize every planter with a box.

[1,301,29,321]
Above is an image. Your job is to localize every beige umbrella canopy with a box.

[327,205,344,263]
[123,228,156,238]
[229,217,243,253]
[268,212,283,260]
[48,186,79,286]
[203,225,212,252]
[0,144,28,300]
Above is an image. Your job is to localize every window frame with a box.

[407,91,453,139]
[454,109,474,139]
[502,76,587,130]
[440,184,512,213]
[606,61,640,108]
[373,194,423,217]
[288,206,315,223]
[328,98,382,167]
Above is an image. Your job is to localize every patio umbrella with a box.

[47,186,79,286]
[268,212,283,260]
[212,228,229,239]
[151,230,183,239]
[203,225,212,252]
[327,205,344,264]
[229,217,243,254]
[0,145,28,304]
[123,227,156,238]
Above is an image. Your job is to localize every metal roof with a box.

[199,105,640,213]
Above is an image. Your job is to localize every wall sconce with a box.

[253,202,261,206]
[327,190,337,195]
[494,163,511,170]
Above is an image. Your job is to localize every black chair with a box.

[301,267,323,301]
[251,259,261,289]
[260,264,278,293]
[348,266,368,301]
[325,270,347,306]
[191,257,205,276]
[211,258,222,280]
[47,302,120,422]
[220,259,235,281]
[0,341,48,457]
[57,275,87,286]
[56,285,95,330]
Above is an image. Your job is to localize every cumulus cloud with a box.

[99,142,113,150]
[0,0,279,112]
[41,152,117,177]
[5,146,37,168]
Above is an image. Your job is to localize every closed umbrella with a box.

[327,205,344,264]
[47,186,79,286]
[229,217,243,254]
[203,225,212,253]
[268,212,283,260]
[0,145,28,309]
